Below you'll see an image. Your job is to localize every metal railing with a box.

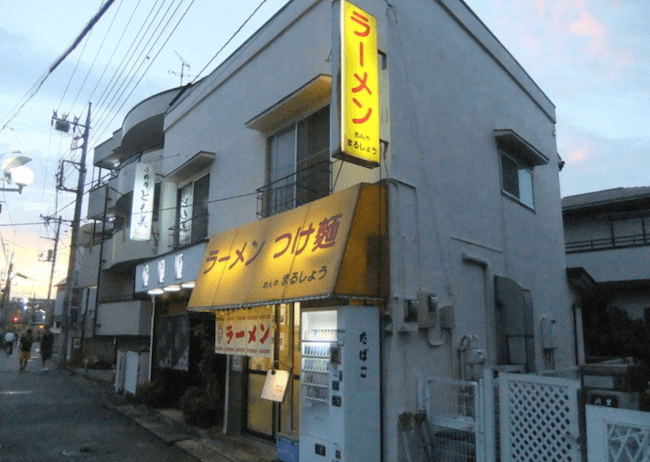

[256,160,332,219]
[168,212,209,249]
[566,233,650,253]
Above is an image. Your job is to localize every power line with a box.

[0,0,116,134]
[91,0,194,145]
[65,0,127,115]
[190,0,269,85]
[48,0,117,74]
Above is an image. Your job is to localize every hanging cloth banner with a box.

[215,305,274,357]
[130,162,155,241]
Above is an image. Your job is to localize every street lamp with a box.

[1,152,35,194]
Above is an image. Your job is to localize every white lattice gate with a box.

[586,404,650,461]
[498,372,582,462]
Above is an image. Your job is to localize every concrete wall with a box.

[372,2,572,458]
[91,0,575,459]
[567,246,650,283]
[96,300,152,337]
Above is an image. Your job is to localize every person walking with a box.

[40,326,54,372]
[4,330,16,356]
[19,329,34,371]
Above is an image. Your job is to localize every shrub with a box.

[179,384,223,428]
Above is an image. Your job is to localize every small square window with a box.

[500,151,534,209]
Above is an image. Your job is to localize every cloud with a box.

[570,22,594,34]
[566,141,593,164]
[558,124,650,196]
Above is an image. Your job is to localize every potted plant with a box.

[179,323,225,428]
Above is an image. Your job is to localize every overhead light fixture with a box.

[181,281,195,289]
[0,154,35,194]
[164,284,181,292]
[147,288,164,295]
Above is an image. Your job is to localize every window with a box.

[494,129,548,210]
[500,151,534,208]
[175,174,209,247]
[263,106,330,217]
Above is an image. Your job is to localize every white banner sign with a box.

[130,163,155,241]
[215,306,273,357]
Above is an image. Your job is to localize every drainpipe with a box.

[223,354,231,435]
[93,183,110,337]
[148,295,156,381]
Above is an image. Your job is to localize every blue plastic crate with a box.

[276,433,299,462]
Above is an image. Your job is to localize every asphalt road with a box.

[0,343,198,462]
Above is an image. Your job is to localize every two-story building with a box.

[563,187,650,360]
[81,0,577,459]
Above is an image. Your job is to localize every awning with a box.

[188,183,386,311]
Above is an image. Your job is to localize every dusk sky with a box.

[0,0,648,299]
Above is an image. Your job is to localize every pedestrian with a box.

[19,329,34,371]
[40,326,54,372]
[4,330,16,356]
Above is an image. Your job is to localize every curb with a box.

[67,367,278,462]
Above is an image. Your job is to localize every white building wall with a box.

[164,0,334,236]
[567,246,650,283]
[372,2,574,451]
[151,0,574,459]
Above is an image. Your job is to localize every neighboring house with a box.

[563,187,650,360]
[79,0,575,459]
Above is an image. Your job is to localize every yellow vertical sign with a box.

[339,1,380,168]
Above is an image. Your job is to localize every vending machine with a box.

[299,305,380,462]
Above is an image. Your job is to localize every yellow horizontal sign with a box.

[188,183,385,310]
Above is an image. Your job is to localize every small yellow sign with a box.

[339,1,380,168]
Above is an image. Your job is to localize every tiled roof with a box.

[562,186,650,210]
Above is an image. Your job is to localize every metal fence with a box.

[256,160,332,218]
[417,376,484,462]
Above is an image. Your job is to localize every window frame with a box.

[175,173,210,248]
[499,149,535,210]
[263,105,331,217]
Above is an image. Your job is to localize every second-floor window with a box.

[500,151,534,209]
[177,174,209,247]
[264,105,330,217]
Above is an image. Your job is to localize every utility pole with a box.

[1,262,13,314]
[41,215,63,301]
[53,103,91,364]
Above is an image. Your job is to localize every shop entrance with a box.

[245,303,301,438]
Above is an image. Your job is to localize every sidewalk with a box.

[68,366,279,462]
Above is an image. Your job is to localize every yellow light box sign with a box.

[338,1,380,168]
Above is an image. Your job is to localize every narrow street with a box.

[0,343,198,462]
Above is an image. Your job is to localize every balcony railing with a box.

[566,233,650,254]
[168,212,209,249]
[256,160,332,219]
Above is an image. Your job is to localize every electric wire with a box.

[56,26,94,113]
[0,0,116,134]
[91,0,193,146]
[91,0,166,125]
[65,0,127,116]
[2,0,280,297]
[190,0,268,85]
[95,0,194,135]
[87,0,142,106]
